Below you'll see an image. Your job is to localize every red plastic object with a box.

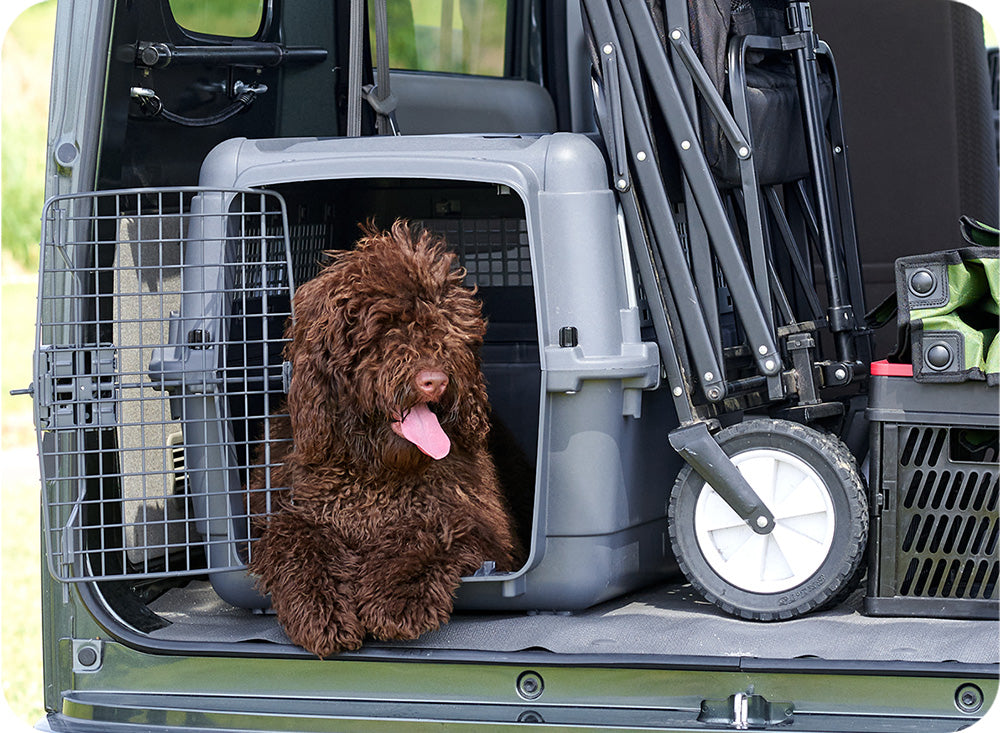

[870,360,914,377]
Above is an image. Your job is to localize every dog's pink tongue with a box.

[392,403,451,459]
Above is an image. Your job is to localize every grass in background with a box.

[2,0,54,271]
[1,0,55,726]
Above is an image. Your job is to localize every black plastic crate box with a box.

[865,361,999,619]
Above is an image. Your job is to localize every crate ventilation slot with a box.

[893,425,999,601]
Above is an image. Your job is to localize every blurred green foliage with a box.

[1,0,56,271]
[388,0,506,76]
[168,0,264,38]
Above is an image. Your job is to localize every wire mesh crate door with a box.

[37,188,294,583]
[178,190,295,573]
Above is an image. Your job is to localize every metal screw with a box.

[680,140,691,150]
[616,179,628,190]
[707,387,721,400]
[672,386,683,397]
[517,671,544,701]
[738,146,750,158]
[764,359,776,371]
[603,43,613,55]
[834,146,843,154]
[703,372,713,382]
[758,345,768,355]
[636,151,647,161]
[834,368,847,381]
[955,684,983,714]
[756,516,769,528]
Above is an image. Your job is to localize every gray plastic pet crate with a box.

[36,133,682,612]
[865,361,999,619]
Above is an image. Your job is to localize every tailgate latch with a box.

[698,691,793,729]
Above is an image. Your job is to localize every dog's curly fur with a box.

[248,220,519,658]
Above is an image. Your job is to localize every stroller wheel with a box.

[668,419,868,620]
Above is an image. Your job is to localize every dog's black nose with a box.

[416,369,449,401]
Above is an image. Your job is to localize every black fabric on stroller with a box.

[663,0,832,185]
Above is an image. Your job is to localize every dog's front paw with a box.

[357,573,457,641]
[279,597,365,658]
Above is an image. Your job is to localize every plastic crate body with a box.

[866,370,999,618]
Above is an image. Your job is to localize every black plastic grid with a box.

[894,424,998,599]
[869,419,999,617]
[36,188,294,583]
[420,218,532,288]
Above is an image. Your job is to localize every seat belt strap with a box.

[367,0,398,134]
[347,0,398,136]
[346,0,365,137]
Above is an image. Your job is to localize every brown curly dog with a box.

[247,220,519,658]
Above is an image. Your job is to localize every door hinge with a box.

[699,691,793,729]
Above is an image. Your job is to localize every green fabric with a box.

[910,257,999,376]
[960,216,1000,247]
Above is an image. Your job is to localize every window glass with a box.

[169,0,265,38]
[383,0,507,76]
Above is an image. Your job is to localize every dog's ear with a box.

[284,270,353,466]
[286,343,339,466]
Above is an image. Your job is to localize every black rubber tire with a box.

[667,419,868,621]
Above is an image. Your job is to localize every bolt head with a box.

[764,359,776,371]
[616,179,628,190]
[671,29,682,40]
[517,671,544,701]
[756,516,768,528]
[680,140,691,150]
[602,43,613,55]
[672,386,683,397]
[738,146,750,158]
[834,368,847,380]
[758,345,768,355]
[636,151,646,161]
[703,371,713,381]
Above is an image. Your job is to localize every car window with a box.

[169,0,265,38]
[384,0,508,76]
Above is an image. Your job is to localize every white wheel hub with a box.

[693,448,836,594]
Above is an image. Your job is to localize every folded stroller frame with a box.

[584,0,869,416]
[578,0,872,616]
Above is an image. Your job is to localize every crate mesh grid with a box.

[889,424,999,602]
[420,218,532,288]
[37,188,294,583]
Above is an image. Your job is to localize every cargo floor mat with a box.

[146,581,1000,664]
